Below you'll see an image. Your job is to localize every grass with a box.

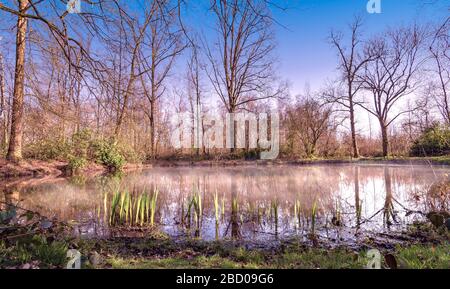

[109,255,260,269]
[104,241,450,269]
[105,243,365,269]
[0,235,68,268]
[358,155,450,165]
[396,244,450,269]
[1,231,448,269]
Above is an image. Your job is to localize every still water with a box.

[2,164,449,244]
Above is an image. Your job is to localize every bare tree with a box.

[429,18,449,124]
[5,0,29,162]
[206,0,282,149]
[0,0,113,160]
[112,5,154,136]
[359,25,426,157]
[327,16,376,158]
[138,0,185,158]
[187,41,205,156]
[285,95,334,158]
[0,52,7,151]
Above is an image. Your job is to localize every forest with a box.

[0,0,448,271]
[0,0,448,172]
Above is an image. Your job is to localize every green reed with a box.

[271,199,279,228]
[185,190,203,232]
[311,199,318,235]
[334,199,342,226]
[107,188,158,227]
[213,191,220,225]
[221,196,225,220]
[294,199,302,228]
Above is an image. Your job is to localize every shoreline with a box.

[1,156,449,180]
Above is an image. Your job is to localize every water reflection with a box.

[1,164,449,242]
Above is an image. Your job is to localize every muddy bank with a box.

[0,160,66,179]
[0,159,150,179]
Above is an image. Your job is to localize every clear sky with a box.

[269,0,448,94]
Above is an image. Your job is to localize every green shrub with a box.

[410,124,450,156]
[30,236,68,267]
[24,139,70,160]
[71,129,93,159]
[92,139,126,172]
[118,142,143,164]
[0,235,68,268]
[67,155,87,173]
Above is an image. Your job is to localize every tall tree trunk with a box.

[349,100,359,158]
[0,53,7,151]
[380,119,389,158]
[7,0,29,162]
[228,106,236,153]
[149,99,155,159]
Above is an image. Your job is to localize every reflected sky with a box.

[2,164,449,243]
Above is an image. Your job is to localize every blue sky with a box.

[270,0,448,94]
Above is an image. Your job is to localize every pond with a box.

[2,164,449,246]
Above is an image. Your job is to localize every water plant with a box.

[270,199,279,231]
[150,189,158,226]
[221,196,225,220]
[311,199,318,235]
[331,199,342,227]
[213,191,220,239]
[213,191,220,225]
[294,199,302,228]
[107,188,159,227]
[185,189,203,235]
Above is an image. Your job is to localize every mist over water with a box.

[3,164,449,245]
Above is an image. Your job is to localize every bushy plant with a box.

[117,142,143,164]
[71,129,93,159]
[23,139,71,160]
[67,155,87,173]
[92,139,126,172]
[410,124,450,156]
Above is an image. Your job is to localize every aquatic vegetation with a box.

[213,191,220,225]
[185,189,203,235]
[221,196,225,220]
[107,188,159,227]
[150,189,158,226]
[270,199,279,232]
[294,199,302,228]
[331,199,342,227]
[311,199,318,235]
